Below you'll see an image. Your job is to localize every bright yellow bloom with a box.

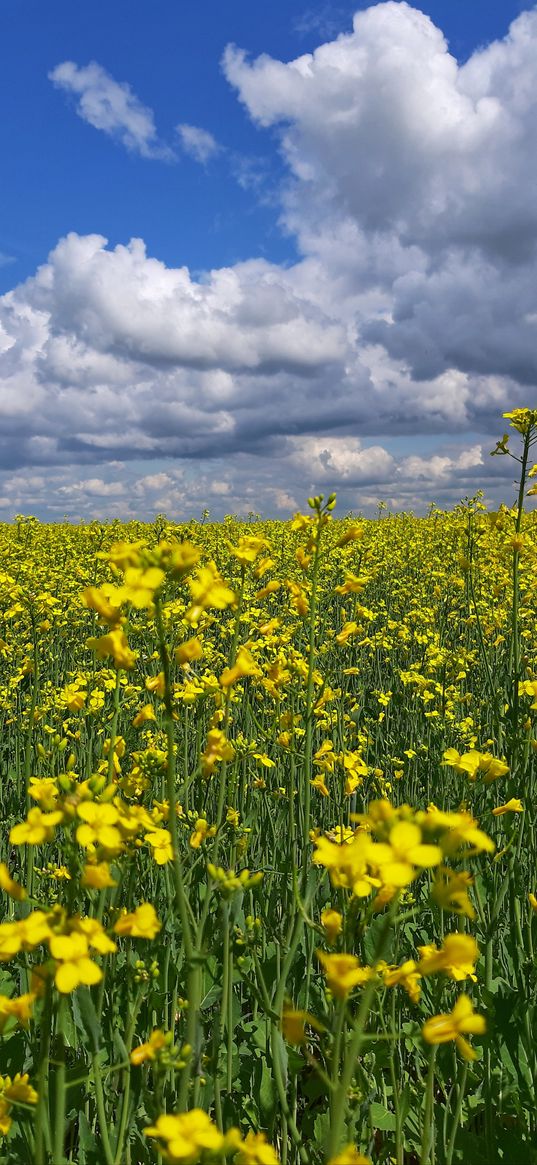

[76,802,122,851]
[313,831,379,899]
[86,626,136,669]
[61,683,87,712]
[281,1007,323,1046]
[336,524,364,546]
[492,798,523,816]
[227,535,271,566]
[1,1073,38,1105]
[0,993,35,1034]
[0,863,26,901]
[146,672,166,698]
[382,959,422,1003]
[175,637,203,665]
[317,951,373,999]
[0,912,52,960]
[133,704,157,727]
[145,828,174,865]
[0,1073,38,1136]
[327,1149,371,1165]
[10,807,63,846]
[431,867,476,919]
[114,903,161,940]
[528,893,537,913]
[201,729,235,777]
[186,564,235,624]
[121,565,165,608]
[81,861,117,889]
[503,407,537,434]
[422,994,486,1060]
[189,818,216,849]
[82,586,122,625]
[131,1029,168,1066]
[219,647,259,688]
[372,821,442,887]
[418,934,478,981]
[72,917,117,955]
[28,777,60,810]
[321,908,343,945]
[144,1109,241,1163]
[49,933,103,994]
[236,1130,280,1164]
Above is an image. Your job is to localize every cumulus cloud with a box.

[177,123,221,163]
[2,5,536,517]
[49,61,173,159]
[224,3,537,386]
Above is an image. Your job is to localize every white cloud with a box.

[49,61,173,159]
[177,123,221,163]
[224,3,537,386]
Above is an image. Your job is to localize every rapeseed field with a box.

[0,408,536,1164]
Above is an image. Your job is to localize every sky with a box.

[1,0,536,521]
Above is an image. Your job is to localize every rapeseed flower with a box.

[422,994,486,1060]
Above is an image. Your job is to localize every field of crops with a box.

[0,408,536,1165]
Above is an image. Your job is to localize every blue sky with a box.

[1,1,536,519]
[1,0,532,289]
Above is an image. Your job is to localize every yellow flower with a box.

[61,683,87,712]
[311,774,330,797]
[144,1108,241,1163]
[281,1007,323,1046]
[372,821,442,887]
[114,903,161,940]
[219,647,259,688]
[321,908,343,946]
[49,933,103,994]
[336,524,364,546]
[133,704,157,727]
[189,818,216,849]
[503,407,537,434]
[81,861,117,889]
[72,918,117,955]
[86,626,136,670]
[175,637,203,665]
[0,912,51,960]
[10,807,63,846]
[236,1130,280,1164]
[0,863,26,901]
[76,802,122,851]
[422,994,486,1060]
[82,586,122,625]
[327,1150,371,1165]
[146,672,166,698]
[431,867,476,919]
[186,564,236,624]
[28,777,60,810]
[131,1029,168,1066]
[492,798,523,816]
[0,993,36,1034]
[145,828,174,865]
[382,959,422,1003]
[317,951,373,999]
[121,565,165,608]
[227,535,271,566]
[417,934,479,982]
[1,1073,38,1105]
[528,893,537,913]
[201,728,235,777]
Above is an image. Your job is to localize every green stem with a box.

[53,995,68,1164]
[420,1045,438,1165]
